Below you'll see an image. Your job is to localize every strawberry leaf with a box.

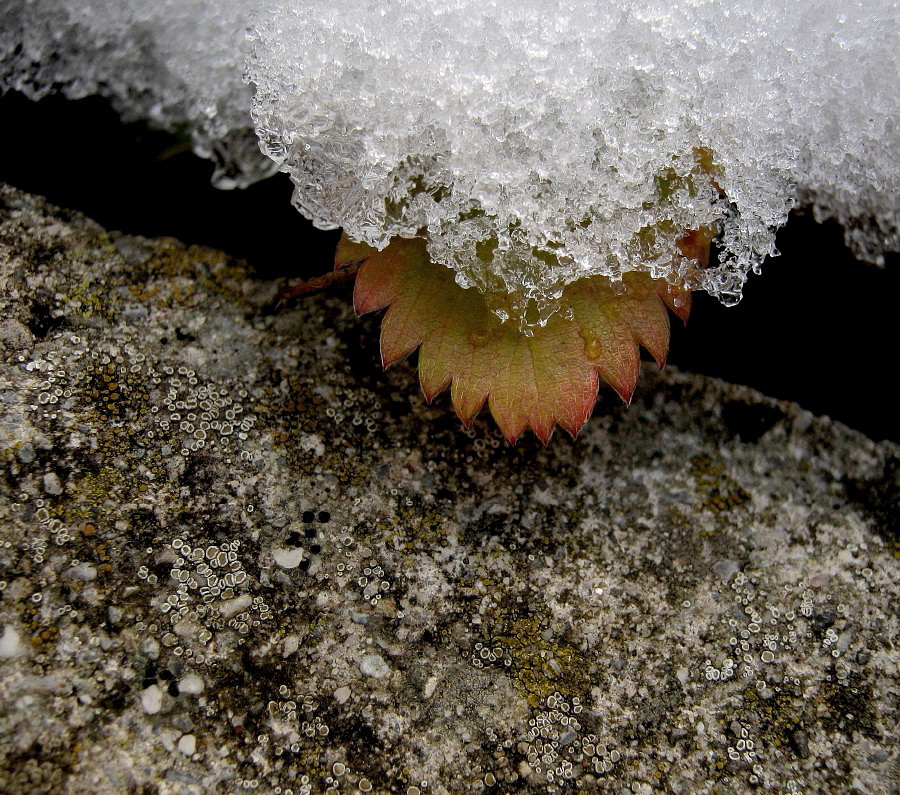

[336,231,709,443]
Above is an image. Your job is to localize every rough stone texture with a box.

[0,183,897,794]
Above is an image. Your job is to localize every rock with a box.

[42,472,62,495]
[0,184,896,794]
[141,685,163,715]
[360,654,390,679]
[0,626,26,659]
[0,318,32,351]
[177,734,196,755]
[271,547,304,569]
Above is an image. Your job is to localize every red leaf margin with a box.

[336,230,712,443]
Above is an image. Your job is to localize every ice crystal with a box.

[2,1,897,320]
[249,0,898,316]
[0,0,270,188]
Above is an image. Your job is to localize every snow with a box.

[0,0,271,188]
[2,1,897,324]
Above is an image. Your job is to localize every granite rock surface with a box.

[0,184,897,793]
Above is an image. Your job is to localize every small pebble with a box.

[142,684,163,714]
[0,626,26,659]
[43,472,63,495]
[178,673,204,695]
[177,734,196,755]
[334,686,351,704]
[0,319,32,350]
[360,654,390,679]
[713,559,740,582]
[219,594,252,619]
[17,443,36,464]
[272,547,304,569]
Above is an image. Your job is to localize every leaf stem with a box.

[278,262,360,301]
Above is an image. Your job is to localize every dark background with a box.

[1,91,896,442]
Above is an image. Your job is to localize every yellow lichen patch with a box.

[82,359,152,419]
[392,503,449,550]
[690,455,751,516]
[474,602,591,707]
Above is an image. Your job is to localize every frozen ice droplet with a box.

[582,334,603,361]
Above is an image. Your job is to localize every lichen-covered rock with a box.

[0,184,896,793]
